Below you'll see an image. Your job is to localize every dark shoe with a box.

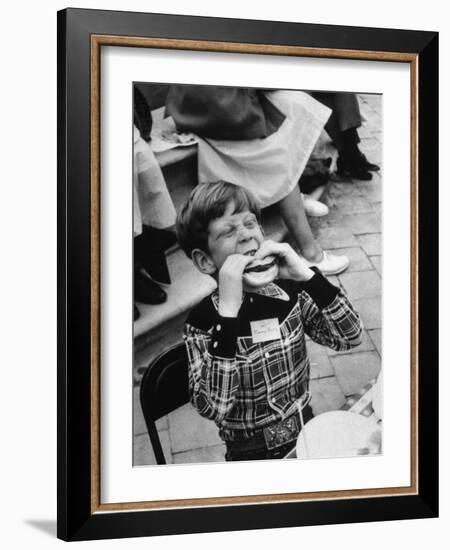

[337,152,373,181]
[134,228,173,285]
[139,256,171,285]
[360,153,380,172]
[134,304,141,321]
[134,268,167,304]
[134,249,171,285]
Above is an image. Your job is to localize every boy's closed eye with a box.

[217,217,257,240]
[218,226,236,239]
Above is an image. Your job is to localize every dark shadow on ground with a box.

[25,519,56,538]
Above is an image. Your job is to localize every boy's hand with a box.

[255,240,314,282]
[218,254,255,317]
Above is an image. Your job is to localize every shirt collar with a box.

[248,282,289,301]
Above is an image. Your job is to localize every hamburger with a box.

[242,255,279,288]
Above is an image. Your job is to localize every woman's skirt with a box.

[196,90,331,208]
[133,126,176,236]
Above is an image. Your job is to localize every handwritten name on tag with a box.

[250,318,281,343]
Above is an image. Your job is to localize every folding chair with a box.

[139,342,190,464]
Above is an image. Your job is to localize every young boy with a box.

[177,181,363,461]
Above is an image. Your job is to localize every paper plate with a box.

[372,371,383,420]
[296,410,380,459]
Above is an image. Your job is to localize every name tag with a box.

[250,318,281,343]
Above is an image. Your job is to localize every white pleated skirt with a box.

[197,90,331,208]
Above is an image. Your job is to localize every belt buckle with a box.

[263,415,300,450]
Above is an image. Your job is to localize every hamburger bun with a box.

[242,255,279,288]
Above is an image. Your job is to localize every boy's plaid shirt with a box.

[183,270,363,441]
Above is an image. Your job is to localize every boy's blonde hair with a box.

[176,181,261,257]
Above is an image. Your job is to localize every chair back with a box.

[139,343,190,463]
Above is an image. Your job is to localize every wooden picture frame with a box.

[57,8,438,541]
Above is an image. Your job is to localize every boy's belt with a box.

[225,412,300,453]
[226,404,312,453]
[263,413,300,450]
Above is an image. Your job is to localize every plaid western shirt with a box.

[183,270,363,441]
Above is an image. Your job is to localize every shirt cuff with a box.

[300,268,340,309]
[208,315,239,359]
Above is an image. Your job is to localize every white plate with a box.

[372,371,383,420]
[296,410,380,459]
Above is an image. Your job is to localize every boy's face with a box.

[206,201,264,272]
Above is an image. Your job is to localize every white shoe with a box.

[302,194,329,217]
[305,251,350,275]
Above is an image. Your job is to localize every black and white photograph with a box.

[1,0,444,546]
[133,83,383,466]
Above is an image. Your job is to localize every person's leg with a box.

[134,232,169,305]
[312,92,379,180]
[327,93,362,133]
[277,186,349,275]
[336,131,379,180]
[278,185,323,262]
[312,92,362,146]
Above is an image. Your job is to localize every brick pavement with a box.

[133,93,382,466]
